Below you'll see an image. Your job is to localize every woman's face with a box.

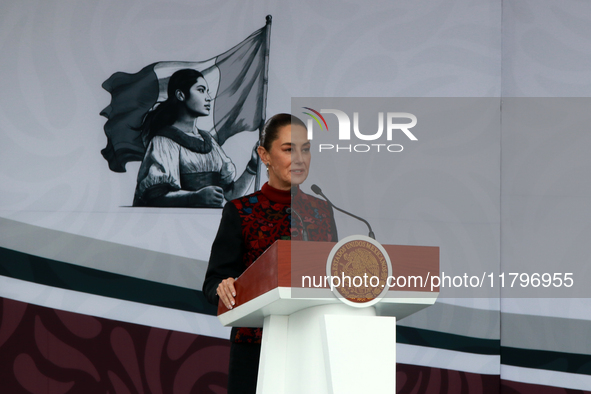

[184,77,212,117]
[259,124,311,190]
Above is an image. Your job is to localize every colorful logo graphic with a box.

[302,107,328,131]
[301,107,418,154]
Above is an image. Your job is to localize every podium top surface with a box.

[218,240,439,323]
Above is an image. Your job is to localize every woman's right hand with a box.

[217,277,236,309]
[193,186,224,207]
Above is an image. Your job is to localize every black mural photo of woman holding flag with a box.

[100,16,272,208]
[132,69,258,208]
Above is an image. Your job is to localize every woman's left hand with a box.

[217,277,236,309]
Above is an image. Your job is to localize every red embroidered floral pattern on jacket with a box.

[231,185,336,343]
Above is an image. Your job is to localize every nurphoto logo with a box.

[302,107,418,153]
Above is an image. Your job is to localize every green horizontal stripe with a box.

[0,246,217,316]
[397,326,500,355]
[397,326,591,376]
[502,346,591,376]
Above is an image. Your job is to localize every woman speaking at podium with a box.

[203,113,338,393]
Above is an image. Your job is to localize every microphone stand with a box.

[311,184,376,240]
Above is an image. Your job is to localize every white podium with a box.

[217,240,439,394]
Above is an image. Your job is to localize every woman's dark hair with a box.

[139,69,204,145]
[260,113,307,151]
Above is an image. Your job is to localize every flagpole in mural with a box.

[255,15,272,191]
[100,16,272,205]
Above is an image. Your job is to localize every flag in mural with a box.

[100,18,271,173]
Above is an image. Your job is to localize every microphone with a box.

[311,184,376,240]
[288,188,309,241]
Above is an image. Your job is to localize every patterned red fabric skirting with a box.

[0,297,230,394]
[3,297,590,393]
[397,364,591,394]
[500,380,591,394]
[397,363,500,393]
